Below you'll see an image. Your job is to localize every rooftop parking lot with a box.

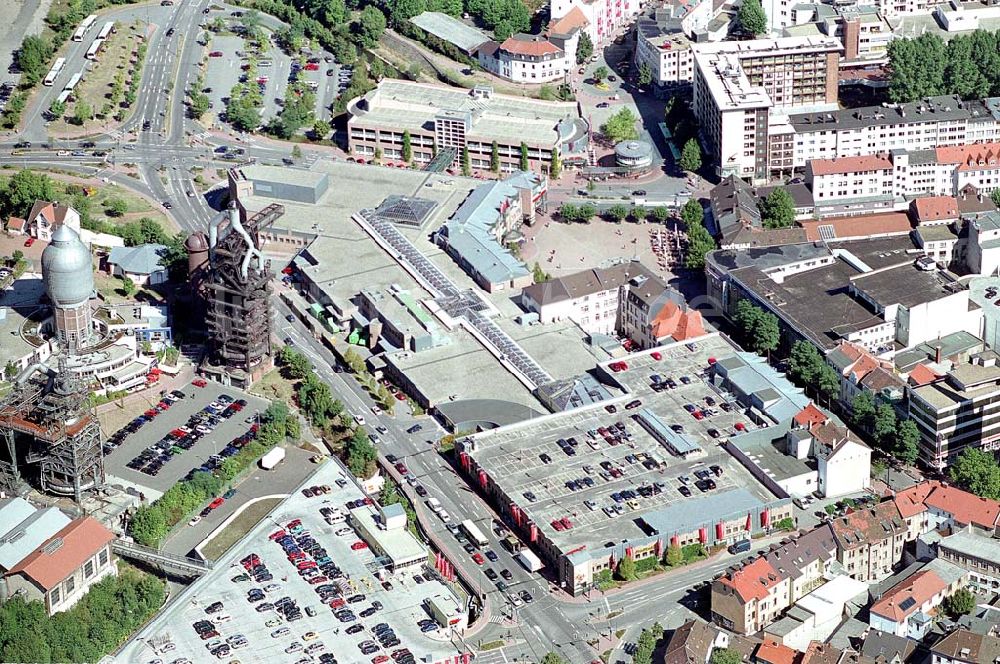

[102,380,270,498]
[465,336,780,553]
[122,460,461,664]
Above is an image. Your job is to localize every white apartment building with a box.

[550,0,640,46]
[692,36,842,180]
[478,34,572,83]
[786,95,1000,171]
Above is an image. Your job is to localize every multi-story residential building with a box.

[869,560,968,639]
[937,528,1000,595]
[826,340,904,408]
[762,523,838,601]
[879,0,948,19]
[830,501,906,582]
[477,34,572,83]
[26,200,82,242]
[787,95,1000,173]
[692,36,842,180]
[3,516,116,615]
[892,480,1000,541]
[634,0,716,90]
[520,260,706,347]
[347,80,589,172]
[907,351,1000,468]
[931,630,1000,664]
[550,0,641,46]
[711,557,791,635]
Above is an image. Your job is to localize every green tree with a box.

[532,262,548,283]
[279,345,311,379]
[851,391,876,430]
[576,32,593,64]
[992,187,1000,209]
[949,448,1000,499]
[873,404,898,449]
[738,0,768,36]
[2,170,55,219]
[593,65,610,83]
[519,142,529,171]
[312,119,331,139]
[578,204,597,222]
[616,556,637,581]
[120,277,136,297]
[105,197,128,217]
[292,144,303,159]
[734,300,779,357]
[685,221,716,269]
[4,361,17,381]
[559,202,580,222]
[72,100,92,126]
[550,148,561,179]
[665,543,683,567]
[402,130,412,163]
[788,340,823,387]
[540,654,566,664]
[638,62,653,87]
[651,206,670,223]
[601,108,639,143]
[461,145,471,176]
[816,366,840,406]
[490,140,500,173]
[895,419,920,466]
[48,99,66,119]
[679,138,702,173]
[16,35,52,86]
[188,91,210,119]
[760,187,795,228]
[357,6,387,48]
[711,649,743,664]
[388,0,427,25]
[680,199,703,227]
[606,203,630,223]
[942,588,976,617]
[345,426,377,478]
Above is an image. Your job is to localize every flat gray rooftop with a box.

[851,262,963,309]
[409,12,491,53]
[465,335,781,553]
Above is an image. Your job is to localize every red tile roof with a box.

[870,569,947,622]
[924,484,1000,529]
[5,517,114,591]
[911,196,959,223]
[793,403,828,428]
[547,6,589,36]
[650,300,706,342]
[808,154,893,177]
[756,639,799,664]
[907,363,942,387]
[6,216,25,232]
[892,481,938,519]
[499,35,562,57]
[936,141,1000,172]
[800,212,912,242]
[719,557,784,603]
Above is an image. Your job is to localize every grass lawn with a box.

[200,497,283,561]
[48,21,147,133]
[250,368,296,404]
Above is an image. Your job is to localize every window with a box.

[50,587,60,606]
[84,560,94,578]
[65,576,75,595]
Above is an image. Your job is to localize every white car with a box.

[371,405,381,415]
[355,415,366,426]
[188,515,202,526]
[438,509,451,523]
[264,583,281,593]
[335,527,353,537]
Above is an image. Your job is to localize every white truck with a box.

[260,447,285,470]
[516,549,543,573]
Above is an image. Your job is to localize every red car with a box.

[193,378,207,387]
[304,63,319,71]
[209,497,224,510]
[471,553,485,565]
[24,237,34,247]
[329,598,345,608]
[373,657,389,664]
[307,575,328,585]
[297,560,317,570]
[288,551,306,561]
[209,51,223,57]
[351,541,368,551]
[268,530,286,541]
[144,409,158,418]
[394,392,406,401]
[394,462,408,474]
[286,519,302,528]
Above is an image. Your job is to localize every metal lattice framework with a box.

[205,204,284,375]
[0,361,104,502]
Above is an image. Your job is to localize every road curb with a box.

[193,493,289,560]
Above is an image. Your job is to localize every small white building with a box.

[869,560,968,639]
[26,201,81,243]
[426,592,469,631]
[106,243,169,286]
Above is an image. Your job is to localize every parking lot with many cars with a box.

[200,18,344,129]
[121,460,462,664]
[102,380,270,498]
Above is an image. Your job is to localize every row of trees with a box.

[558,202,673,224]
[0,568,165,664]
[733,300,779,357]
[629,623,664,664]
[680,199,716,270]
[887,31,1000,103]
[129,402,292,546]
[849,391,919,465]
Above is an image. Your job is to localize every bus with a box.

[96,21,116,41]
[460,520,488,548]
[43,57,66,86]
[63,72,82,93]
[72,14,97,41]
[55,89,72,105]
[85,39,104,61]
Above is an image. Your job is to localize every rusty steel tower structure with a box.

[0,359,104,502]
[202,203,284,385]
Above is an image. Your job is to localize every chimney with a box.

[935,345,942,364]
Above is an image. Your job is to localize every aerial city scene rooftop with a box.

[0,0,999,662]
